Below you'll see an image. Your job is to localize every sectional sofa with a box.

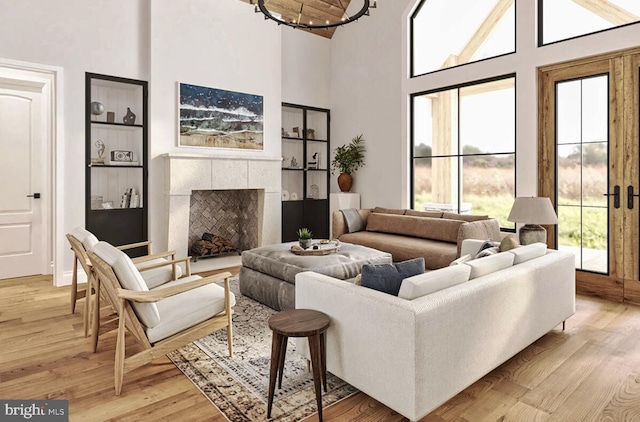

[332,207,501,269]
[295,241,576,422]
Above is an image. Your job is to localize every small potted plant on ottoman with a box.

[297,228,313,250]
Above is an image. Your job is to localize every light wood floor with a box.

[2,274,640,422]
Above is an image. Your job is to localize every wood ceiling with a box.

[240,0,356,39]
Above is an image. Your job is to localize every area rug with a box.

[168,276,358,421]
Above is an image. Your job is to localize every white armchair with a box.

[87,241,235,395]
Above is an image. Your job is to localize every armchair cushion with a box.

[70,227,99,251]
[93,241,161,328]
[147,275,236,343]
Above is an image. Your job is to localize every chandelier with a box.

[250,0,377,30]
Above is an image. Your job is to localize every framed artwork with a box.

[179,83,264,150]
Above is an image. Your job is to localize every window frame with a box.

[409,0,517,78]
[537,0,640,47]
[410,73,517,231]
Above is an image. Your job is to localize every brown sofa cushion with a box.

[373,207,406,215]
[405,209,443,218]
[366,213,464,244]
[442,213,488,222]
[339,231,458,270]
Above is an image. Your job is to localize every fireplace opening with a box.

[190,232,237,261]
[188,189,259,260]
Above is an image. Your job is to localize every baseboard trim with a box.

[58,270,87,287]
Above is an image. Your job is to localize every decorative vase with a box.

[123,107,136,124]
[90,101,105,116]
[337,173,353,192]
[299,238,313,250]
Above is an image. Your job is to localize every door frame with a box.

[538,47,640,303]
[0,58,64,285]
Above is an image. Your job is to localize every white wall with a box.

[0,0,150,283]
[0,0,286,282]
[329,1,408,207]
[281,27,331,108]
[330,0,640,209]
[148,0,282,251]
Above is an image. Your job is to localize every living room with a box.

[2,0,640,420]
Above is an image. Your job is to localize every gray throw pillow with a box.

[340,208,363,233]
[360,258,425,296]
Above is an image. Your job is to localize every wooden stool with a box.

[267,309,330,421]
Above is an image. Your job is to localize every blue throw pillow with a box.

[360,258,425,296]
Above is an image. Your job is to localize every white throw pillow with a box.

[509,242,547,264]
[398,265,471,300]
[464,252,515,280]
[449,254,472,266]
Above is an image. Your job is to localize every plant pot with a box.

[337,173,353,192]
[299,239,313,250]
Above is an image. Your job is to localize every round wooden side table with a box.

[267,308,330,421]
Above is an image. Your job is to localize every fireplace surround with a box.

[163,154,281,259]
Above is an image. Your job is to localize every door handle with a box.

[628,186,640,209]
[603,185,620,209]
[26,193,41,199]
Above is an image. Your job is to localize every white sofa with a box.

[294,241,576,422]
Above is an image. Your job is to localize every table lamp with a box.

[507,197,558,245]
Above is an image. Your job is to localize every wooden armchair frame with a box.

[66,232,180,337]
[86,250,234,395]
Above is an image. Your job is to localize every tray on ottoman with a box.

[240,241,392,310]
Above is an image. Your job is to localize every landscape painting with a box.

[179,83,264,150]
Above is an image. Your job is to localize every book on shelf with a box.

[119,188,141,208]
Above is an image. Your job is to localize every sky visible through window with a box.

[412,0,515,76]
[541,0,640,44]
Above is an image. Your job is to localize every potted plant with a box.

[296,228,313,249]
[331,134,366,192]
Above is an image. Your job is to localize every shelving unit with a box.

[281,103,330,242]
[85,73,148,256]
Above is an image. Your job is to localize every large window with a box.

[411,0,515,77]
[540,0,640,45]
[412,76,516,229]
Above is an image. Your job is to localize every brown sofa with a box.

[332,207,501,270]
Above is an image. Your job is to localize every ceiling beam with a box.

[570,0,639,26]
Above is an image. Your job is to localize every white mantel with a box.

[163,153,281,258]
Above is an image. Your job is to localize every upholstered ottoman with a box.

[239,242,392,310]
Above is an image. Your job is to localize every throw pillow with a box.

[340,208,363,233]
[499,234,519,252]
[476,246,499,258]
[360,257,425,296]
[449,254,473,266]
[476,239,499,258]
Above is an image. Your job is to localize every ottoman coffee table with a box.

[239,241,392,310]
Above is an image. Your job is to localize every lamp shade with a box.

[507,197,558,225]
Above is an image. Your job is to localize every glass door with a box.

[539,50,640,304]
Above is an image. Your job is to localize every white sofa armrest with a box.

[460,239,485,257]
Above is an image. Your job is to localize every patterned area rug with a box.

[168,276,358,421]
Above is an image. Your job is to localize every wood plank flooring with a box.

[2,273,640,421]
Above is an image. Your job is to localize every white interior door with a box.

[0,79,46,279]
